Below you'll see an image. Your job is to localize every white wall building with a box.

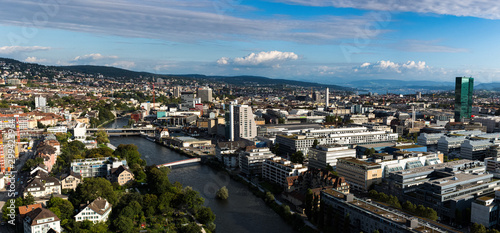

[35,96,47,108]
[23,208,61,233]
[74,197,112,223]
[239,147,275,176]
[308,145,356,169]
[262,156,308,187]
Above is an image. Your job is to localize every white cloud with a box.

[397,40,469,53]
[0,0,383,44]
[24,57,47,63]
[0,46,50,54]
[217,57,229,65]
[273,0,500,19]
[220,51,299,66]
[356,60,429,73]
[109,61,136,69]
[73,53,118,62]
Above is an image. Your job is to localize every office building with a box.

[320,189,450,233]
[455,77,474,122]
[276,127,398,155]
[173,86,181,98]
[325,87,329,107]
[197,87,213,102]
[308,145,356,170]
[336,157,382,192]
[471,191,500,228]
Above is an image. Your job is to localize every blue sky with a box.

[0,0,499,84]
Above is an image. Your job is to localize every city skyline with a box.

[0,0,500,84]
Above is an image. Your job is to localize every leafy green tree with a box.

[145,166,171,195]
[47,196,74,220]
[94,130,110,144]
[216,186,229,200]
[23,192,35,205]
[305,189,314,220]
[290,151,305,164]
[2,197,23,221]
[471,223,487,233]
[312,139,319,148]
[70,177,118,207]
[265,192,275,203]
[85,147,114,158]
[196,207,215,224]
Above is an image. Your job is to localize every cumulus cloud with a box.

[217,57,229,65]
[73,53,118,62]
[218,51,299,67]
[356,60,428,73]
[24,57,47,63]
[273,0,500,19]
[0,46,50,54]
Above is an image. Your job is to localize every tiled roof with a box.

[24,208,60,226]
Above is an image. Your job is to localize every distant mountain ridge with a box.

[56,65,352,90]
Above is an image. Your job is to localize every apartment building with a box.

[239,147,275,176]
[308,144,356,170]
[336,157,382,192]
[262,156,308,187]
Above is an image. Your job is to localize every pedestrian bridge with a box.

[157,158,201,168]
[87,127,156,136]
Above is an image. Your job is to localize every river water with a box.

[105,117,294,233]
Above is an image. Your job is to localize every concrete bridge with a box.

[87,127,156,136]
[157,158,201,168]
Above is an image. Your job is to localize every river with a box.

[105,117,294,233]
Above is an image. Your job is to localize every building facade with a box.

[455,77,474,122]
[262,156,308,187]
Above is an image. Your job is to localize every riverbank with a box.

[204,159,318,233]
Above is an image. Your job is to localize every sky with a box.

[0,0,500,84]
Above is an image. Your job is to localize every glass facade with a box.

[455,77,474,122]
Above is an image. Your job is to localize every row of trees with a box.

[369,190,438,221]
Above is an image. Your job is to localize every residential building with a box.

[35,96,47,108]
[227,104,257,141]
[108,165,134,185]
[74,197,112,223]
[24,170,61,198]
[308,144,356,170]
[215,141,252,169]
[70,157,128,178]
[239,147,275,176]
[23,208,61,233]
[59,172,82,191]
[262,156,308,187]
[336,157,382,192]
[72,123,87,141]
[455,76,474,122]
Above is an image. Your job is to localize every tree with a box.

[290,151,304,164]
[145,166,171,195]
[216,186,229,200]
[70,177,118,207]
[265,192,275,203]
[94,130,110,144]
[196,207,215,224]
[312,139,319,148]
[471,223,487,233]
[47,196,74,221]
[24,192,35,205]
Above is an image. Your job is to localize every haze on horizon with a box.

[1,0,500,84]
